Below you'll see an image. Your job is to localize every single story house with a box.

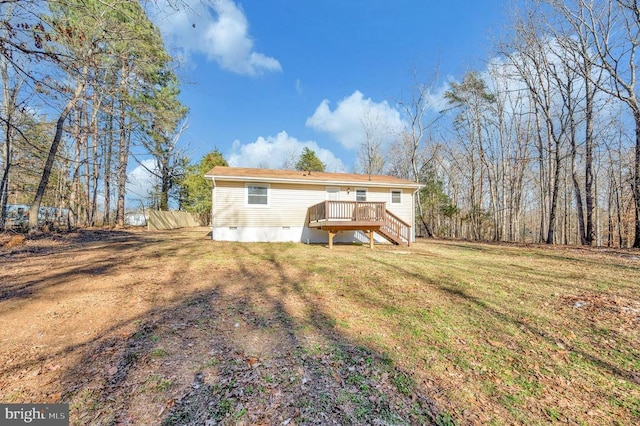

[204,166,423,248]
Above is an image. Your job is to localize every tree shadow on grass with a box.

[161,243,443,425]
[50,240,446,425]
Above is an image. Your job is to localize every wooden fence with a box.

[147,210,205,231]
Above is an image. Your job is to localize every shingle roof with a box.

[205,166,422,188]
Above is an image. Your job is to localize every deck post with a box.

[369,230,374,249]
[328,230,336,249]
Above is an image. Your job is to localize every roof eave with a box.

[204,174,423,189]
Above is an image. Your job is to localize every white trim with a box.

[211,178,216,238]
[390,189,402,204]
[245,183,270,207]
[412,187,420,243]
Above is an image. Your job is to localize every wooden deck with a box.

[307,201,411,249]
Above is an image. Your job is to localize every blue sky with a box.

[130,0,510,194]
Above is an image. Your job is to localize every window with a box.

[356,189,367,202]
[247,184,269,206]
[391,190,402,204]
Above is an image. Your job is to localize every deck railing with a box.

[308,201,386,223]
[381,210,411,245]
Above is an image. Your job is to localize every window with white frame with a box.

[356,188,367,202]
[247,184,269,206]
[391,190,402,204]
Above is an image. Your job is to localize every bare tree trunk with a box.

[0,95,12,231]
[0,2,20,230]
[568,94,587,245]
[81,100,91,226]
[535,110,546,243]
[88,87,102,226]
[0,51,22,230]
[0,121,11,230]
[571,162,587,245]
[103,111,113,226]
[69,105,82,228]
[116,59,130,228]
[116,106,129,228]
[546,136,561,244]
[634,113,640,247]
[608,174,615,247]
[584,79,595,245]
[159,156,170,211]
[29,67,88,232]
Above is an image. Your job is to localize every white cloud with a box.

[226,131,346,172]
[153,0,281,76]
[127,159,157,201]
[425,80,454,113]
[305,91,406,150]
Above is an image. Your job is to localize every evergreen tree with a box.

[180,150,228,219]
[295,147,325,172]
[137,71,189,211]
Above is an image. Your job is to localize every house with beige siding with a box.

[204,166,422,248]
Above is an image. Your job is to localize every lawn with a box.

[0,228,638,424]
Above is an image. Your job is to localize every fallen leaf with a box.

[48,392,62,403]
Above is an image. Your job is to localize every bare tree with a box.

[356,108,387,176]
[486,61,534,242]
[0,3,27,230]
[547,0,640,247]
[505,14,573,244]
[445,72,499,240]
[396,69,442,237]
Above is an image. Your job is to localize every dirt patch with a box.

[0,229,442,425]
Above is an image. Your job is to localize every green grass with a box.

[201,239,640,424]
[149,348,169,358]
[145,375,173,392]
[391,372,413,395]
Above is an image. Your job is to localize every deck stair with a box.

[378,210,410,246]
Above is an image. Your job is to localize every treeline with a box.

[376,0,640,248]
[0,0,189,231]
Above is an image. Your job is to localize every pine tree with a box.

[295,147,325,172]
[180,150,228,219]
